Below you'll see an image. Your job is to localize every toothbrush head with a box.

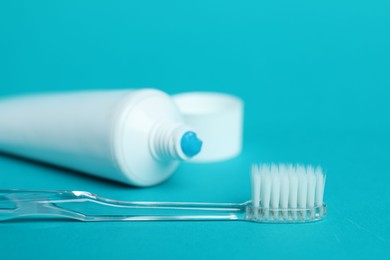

[248,163,327,223]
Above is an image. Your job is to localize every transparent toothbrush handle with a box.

[0,190,247,222]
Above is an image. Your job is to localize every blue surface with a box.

[1,0,389,259]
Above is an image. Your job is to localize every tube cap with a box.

[172,92,243,162]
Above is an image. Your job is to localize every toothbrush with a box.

[0,164,326,223]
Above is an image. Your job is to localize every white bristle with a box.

[259,164,271,209]
[251,164,261,208]
[315,166,325,207]
[288,165,298,209]
[270,166,280,209]
[306,166,316,208]
[279,168,289,209]
[297,165,308,209]
[250,163,326,216]
[270,163,278,174]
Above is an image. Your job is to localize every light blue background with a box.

[0,0,389,259]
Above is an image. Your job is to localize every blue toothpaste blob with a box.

[180,131,203,158]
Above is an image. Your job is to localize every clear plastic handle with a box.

[0,190,246,222]
[0,190,326,223]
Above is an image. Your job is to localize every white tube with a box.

[0,89,203,187]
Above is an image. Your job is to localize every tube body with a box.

[0,89,191,186]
